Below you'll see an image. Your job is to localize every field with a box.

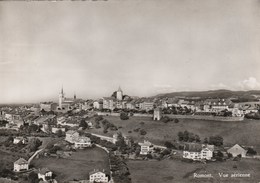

[31,147,109,182]
[88,116,260,151]
[127,158,260,183]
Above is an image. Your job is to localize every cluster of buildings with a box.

[182,143,249,161]
[13,157,109,183]
[65,130,92,148]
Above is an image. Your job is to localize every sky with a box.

[0,0,260,103]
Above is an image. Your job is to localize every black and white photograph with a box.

[0,0,260,183]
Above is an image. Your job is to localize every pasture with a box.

[127,158,260,183]
[31,147,109,182]
[88,116,260,151]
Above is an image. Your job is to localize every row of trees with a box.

[177,130,224,146]
[177,130,201,143]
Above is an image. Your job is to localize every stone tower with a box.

[153,107,162,121]
[59,86,65,108]
[116,86,123,101]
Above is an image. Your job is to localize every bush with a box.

[120,112,129,120]
[147,154,153,159]
[164,141,174,149]
[161,116,173,123]
[247,147,257,156]
[139,129,147,136]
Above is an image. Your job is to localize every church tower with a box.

[59,86,65,108]
[116,86,123,101]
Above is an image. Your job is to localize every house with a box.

[138,140,154,155]
[93,100,103,110]
[183,144,214,160]
[102,97,116,110]
[51,127,66,134]
[37,168,53,181]
[65,130,80,143]
[203,99,232,112]
[13,158,29,172]
[89,169,109,183]
[139,101,154,111]
[40,102,57,112]
[13,137,27,144]
[74,137,91,149]
[86,121,93,129]
[227,144,247,157]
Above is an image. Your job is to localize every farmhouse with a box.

[138,140,154,155]
[74,137,92,149]
[13,158,29,172]
[89,169,109,183]
[13,137,27,144]
[227,144,247,157]
[65,130,80,143]
[37,168,53,181]
[183,144,214,160]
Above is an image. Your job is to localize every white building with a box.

[93,100,103,110]
[37,168,53,181]
[89,169,109,183]
[65,130,80,143]
[13,158,29,172]
[139,102,154,111]
[13,137,27,144]
[51,127,66,134]
[183,144,214,160]
[138,140,154,155]
[74,137,92,149]
[227,144,247,158]
[102,97,116,110]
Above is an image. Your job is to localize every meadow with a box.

[127,158,260,183]
[31,147,109,182]
[88,116,260,151]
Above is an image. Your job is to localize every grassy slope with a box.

[87,116,260,151]
[127,158,260,183]
[31,147,109,182]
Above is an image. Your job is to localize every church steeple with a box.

[61,86,64,94]
[118,86,122,92]
[116,86,123,101]
[59,85,65,108]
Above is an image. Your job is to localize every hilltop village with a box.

[0,87,260,183]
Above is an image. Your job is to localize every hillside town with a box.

[0,87,260,183]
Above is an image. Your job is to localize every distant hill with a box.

[153,89,260,101]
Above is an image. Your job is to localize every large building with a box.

[40,102,57,112]
[58,86,80,111]
[89,169,109,183]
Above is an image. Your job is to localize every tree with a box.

[56,129,63,137]
[28,138,42,152]
[178,131,184,141]
[79,120,88,130]
[116,132,127,151]
[183,130,189,142]
[209,135,223,146]
[203,137,208,144]
[195,135,201,143]
[120,112,129,120]
[164,141,174,149]
[139,129,147,136]
[247,147,257,156]
[28,171,39,183]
